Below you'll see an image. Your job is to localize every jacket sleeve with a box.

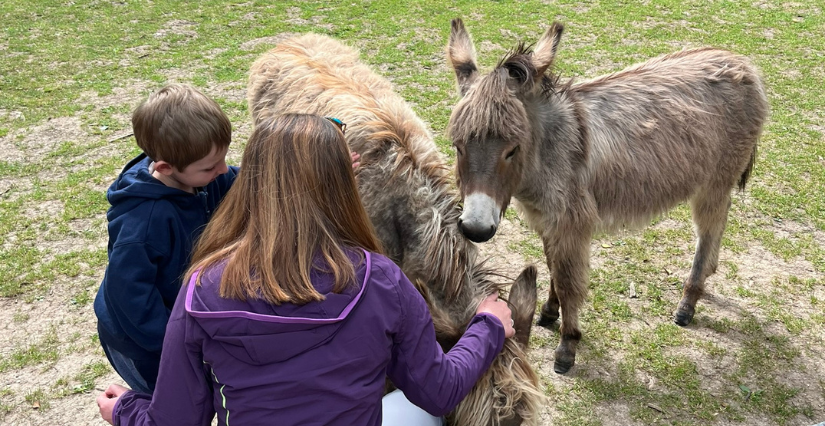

[104,241,172,355]
[384,265,506,417]
[113,286,214,426]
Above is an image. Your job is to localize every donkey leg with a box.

[674,191,731,326]
[550,234,590,374]
[537,239,560,327]
[537,278,560,327]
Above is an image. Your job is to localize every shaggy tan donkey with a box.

[446,18,768,374]
[248,33,545,426]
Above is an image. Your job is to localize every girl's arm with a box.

[383,265,508,416]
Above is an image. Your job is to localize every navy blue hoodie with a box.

[94,153,238,391]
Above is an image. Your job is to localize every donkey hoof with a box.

[674,303,695,327]
[553,357,575,375]
[553,345,576,374]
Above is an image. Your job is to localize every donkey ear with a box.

[508,265,538,348]
[532,21,564,77]
[446,18,479,97]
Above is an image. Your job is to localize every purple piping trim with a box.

[185,250,371,324]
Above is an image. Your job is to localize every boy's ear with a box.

[153,160,174,176]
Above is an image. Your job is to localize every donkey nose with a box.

[458,218,497,243]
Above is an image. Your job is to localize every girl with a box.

[97,113,514,426]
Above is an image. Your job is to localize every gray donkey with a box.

[247,33,545,426]
[446,18,768,374]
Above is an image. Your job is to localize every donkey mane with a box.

[416,188,472,304]
[357,107,449,180]
[354,107,474,304]
[494,48,586,166]
[496,43,535,71]
[498,43,567,98]
[415,259,506,347]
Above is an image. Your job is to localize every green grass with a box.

[54,361,111,397]
[0,328,60,373]
[508,237,545,261]
[1,0,823,424]
[23,389,50,412]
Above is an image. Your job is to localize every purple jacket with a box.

[112,250,505,426]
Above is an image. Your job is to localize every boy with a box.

[94,84,238,393]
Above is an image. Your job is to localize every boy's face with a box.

[171,145,230,189]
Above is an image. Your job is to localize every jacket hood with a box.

[185,251,371,365]
[106,154,198,218]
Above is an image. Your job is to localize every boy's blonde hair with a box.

[187,114,383,305]
[132,83,231,170]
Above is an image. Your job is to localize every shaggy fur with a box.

[248,33,545,426]
[446,19,768,374]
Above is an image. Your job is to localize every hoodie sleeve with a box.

[383,264,506,417]
[103,241,172,355]
[113,286,214,426]
[212,165,239,199]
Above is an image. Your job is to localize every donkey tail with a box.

[738,145,757,191]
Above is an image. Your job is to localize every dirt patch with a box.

[239,34,300,51]
[203,81,248,106]
[0,140,26,165]
[1,117,85,164]
[76,82,151,112]
[284,6,334,30]
[0,271,115,425]
[154,20,198,40]
[0,178,34,204]
[594,402,645,426]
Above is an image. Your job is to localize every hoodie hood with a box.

[106,154,200,220]
[185,251,371,365]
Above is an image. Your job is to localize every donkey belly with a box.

[589,158,701,232]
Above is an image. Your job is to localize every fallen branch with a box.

[647,403,665,414]
[109,132,134,143]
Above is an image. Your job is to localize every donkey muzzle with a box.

[458,192,500,242]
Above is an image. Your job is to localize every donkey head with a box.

[446,18,564,243]
[431,264,542,426]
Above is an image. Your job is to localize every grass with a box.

[0,328,60,374]
[54,361,111,397]
[0,0,823,425]
[23,389,50,412]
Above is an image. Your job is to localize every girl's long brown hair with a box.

[185,113,382,305]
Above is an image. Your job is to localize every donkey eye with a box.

[505,146,519,160]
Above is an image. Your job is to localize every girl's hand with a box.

[476,293,515,338]
[96,384,129,425]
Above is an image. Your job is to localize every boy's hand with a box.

[97,384,129,425]
[351,151,361,169]
[475,293,515,338]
